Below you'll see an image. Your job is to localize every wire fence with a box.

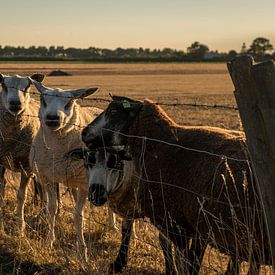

[1,89,272,274]
[2,85,239,110]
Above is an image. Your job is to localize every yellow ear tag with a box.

[122,100,131,109]
[70,156,81,162]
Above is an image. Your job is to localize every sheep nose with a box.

[45,114,60,128]
[10,100,21,106]
[88,184,107,206]
[9,101,22,112]
[46,114,59,121]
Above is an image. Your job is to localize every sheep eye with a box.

[23,84,31,93]
[107,154,119,169]
[40,96,47,107]
[65,100,73,110]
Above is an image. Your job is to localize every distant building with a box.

[204,51,222,60]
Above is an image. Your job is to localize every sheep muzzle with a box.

[88,184,108,206]
[8,101,23,114]
[45,114,61,128]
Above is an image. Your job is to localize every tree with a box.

[248,37,273,56]
[187,41,209,59]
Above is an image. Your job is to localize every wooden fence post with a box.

[227,55,275,268]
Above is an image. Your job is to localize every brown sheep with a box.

[65,147,198,274]
[81,96,270,274]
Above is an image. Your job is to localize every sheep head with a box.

[65,147,130,206]
[32,81,98,131]
[82,96,142,150]
[0,73,44,115]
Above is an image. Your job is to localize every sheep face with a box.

[65,147,130,206]
[82,96,142,149]
[32,81,98,131]
[0,74,44,115]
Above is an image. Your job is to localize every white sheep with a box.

[0,73,44,234]
[29,81,115,261]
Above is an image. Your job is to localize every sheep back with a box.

[125,100,270,264]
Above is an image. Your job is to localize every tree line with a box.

[0,37,273,62]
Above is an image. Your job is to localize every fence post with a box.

[227,55,275,268]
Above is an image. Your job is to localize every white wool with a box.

[30,105,102,189]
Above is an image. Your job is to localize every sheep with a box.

[81,95,271,274]
[29,81,116,262]
[0,73,44,234]
[66,147,194,274]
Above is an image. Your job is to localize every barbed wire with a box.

[101,128,247,162]
[6,88,239,110]
[0,109,247,164]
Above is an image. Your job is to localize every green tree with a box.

[187,41,209,59]
[248,37,273,56]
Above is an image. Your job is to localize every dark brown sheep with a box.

[65,147,190,274]
[81,96,270,274]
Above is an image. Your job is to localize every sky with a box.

[1,0,275,52]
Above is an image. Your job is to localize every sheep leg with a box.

[248,262,260,275]
[0,165,6,232]
[46,183,58,249]
[71,187,78,203]
[174,238,196,274]
[187,239,206,275]
[109,218,133,274]
[55,182,60,215]
[16,174,31,236]
[225,257,240,275]
[108,207,118,231]
[74,188,88,262]
[159,233,177,275]
[32,175,44,206]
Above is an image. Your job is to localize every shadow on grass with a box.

[0,249,61,275]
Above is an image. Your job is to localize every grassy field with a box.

[1,62,239,129]
[0,63,271,274]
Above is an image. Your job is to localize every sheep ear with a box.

[30,73,45,83]
[112,96,142,115]
[68,87,99,99]
[112,96,139,106]
[32,81,49,94]
[64,148,87,161]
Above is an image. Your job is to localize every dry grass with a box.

[0,63,271,274]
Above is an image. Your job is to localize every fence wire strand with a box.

[1,86,239,110]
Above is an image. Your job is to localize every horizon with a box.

[1,0,275,52]
[0,41,266,53]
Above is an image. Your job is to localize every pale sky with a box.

[1,0,275,52]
